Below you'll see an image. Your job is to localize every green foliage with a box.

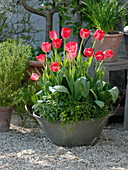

[32,93,111,125]
[0,39,31,106]
[81,0,127,33]
[0,0,41,44]
[38,0,81,34]
[13,81,37,119]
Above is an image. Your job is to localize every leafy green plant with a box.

[81,0,127,33]
[13,81,37,120]
[0,39,31,106]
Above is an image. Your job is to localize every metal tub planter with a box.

[33,113,109,147]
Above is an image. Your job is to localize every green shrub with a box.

[0,39,31,106]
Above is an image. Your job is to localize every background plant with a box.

[0,39,31,106]
[81,0,127,33]
[21,0,82,41]
[0,0,41,45]
[13,81,37,121]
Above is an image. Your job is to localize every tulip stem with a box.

[77,38,84,61]
[45,52,48,71]
[63,39,66,58]
[55,49,57,61]
[92,40,96,48]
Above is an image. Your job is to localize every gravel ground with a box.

[0,114,128,170]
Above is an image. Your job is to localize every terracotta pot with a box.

[124,34,128,57]
[0,106,13,132]
[92,32,123,62]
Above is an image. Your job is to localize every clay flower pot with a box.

[92,32,123,62]
[0,106,13,132]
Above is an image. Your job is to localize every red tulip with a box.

[41,42,51,53]
[61,28,71,39]
[49,62,60,72]
[30,73,39,81]
[65,41,78,54]
[80,28,90,39]
[52,39,62,49]
[36,54,46,63]
[93,29,105,40]
[83,48,94,57]
[66,52,77,61]
[49,30,58,40]
[94,51,105,60]
[103,49,114,59]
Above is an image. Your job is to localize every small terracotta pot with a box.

[0,106,13,132]
[92,32,123,62]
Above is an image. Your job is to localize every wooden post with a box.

[124,85,128,130]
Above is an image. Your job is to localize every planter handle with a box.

[25,105,35,117]
[109,103,120,117]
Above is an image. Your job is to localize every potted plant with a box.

[0,39,31,131]
[81,0,127,62]
[28,28,119,147]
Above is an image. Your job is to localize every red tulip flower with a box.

[80,28,90,39]
[65,41,78,54]
[61,28,71,39]
[36,54,46,63]
[94,51,105,60]
[49,30,58,40]
[49,62,60,72]
[42,42,51,53]
[103,49,114,59]
[83,48,94,57]
[66,51,77,61]
[93,29,105,40]
[52,39,62,49]
[30,73,39,81]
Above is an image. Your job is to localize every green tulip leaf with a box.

[95,100,105,108]
[74,78,82,100]
[49,85,69,94]
[80,77,90,98]
[107,86,119,103]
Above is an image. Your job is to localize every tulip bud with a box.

[94,51,105,60]
[80,28,90,39]
[83,48,94,57]
[52,39,62,49]
[93,29,105,40]
[30,73,39,81]
[49,62,60,72]
[36,54,46,63]
[103,49,114,59]
[41,42,51,53]
[61,28,71,39]
[49,30,58,40]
